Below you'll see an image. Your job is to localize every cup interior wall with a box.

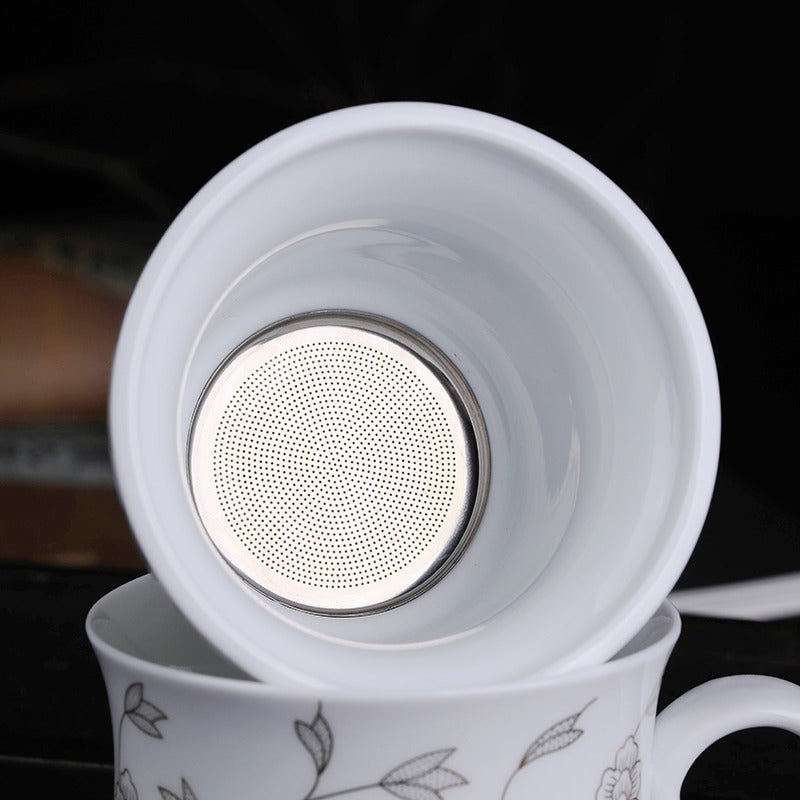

[173,130,694,643]
[88,576,680,690]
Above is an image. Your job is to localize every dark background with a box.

[2,4,797,583]
[1,4,798,797]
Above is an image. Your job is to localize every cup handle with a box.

[652,675,800,799]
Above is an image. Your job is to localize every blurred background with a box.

[1,3,797,584]
[2,4,799,798]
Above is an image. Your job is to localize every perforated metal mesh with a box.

[188,312,489,615]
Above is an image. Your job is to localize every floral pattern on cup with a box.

[114,684,168,800]
[115,768,138,800]
[595,736,641,800]
[159,778,199,800]
[500,699,595,799]
[113,681,597,799]
[114,683,197,800]
[296,704,467,800]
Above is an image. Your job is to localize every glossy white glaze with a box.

[653,675,800,799]
[110,103,720,690]
[88,578,800,800]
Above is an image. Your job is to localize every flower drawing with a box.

[123,682,168,738]
[114,768,139,800]
[159,777,198,800]
[596,736,641,800]
[295,704,334,777]
[115,682,168,797]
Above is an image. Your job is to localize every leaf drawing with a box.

[522,728,583,765]
[519,699,595,768]
[295,704,334,775]
[380,749,467,800]
[122,682,168,738]
[114,768,138,800]
[124,683,143,713]
[500,699,596,800]
[158,778,197,800]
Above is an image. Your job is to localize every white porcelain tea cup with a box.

[87,576,800,800]
[110,103,720,691]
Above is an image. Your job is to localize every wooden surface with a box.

[0,484,143,568]
[1,563,798,798]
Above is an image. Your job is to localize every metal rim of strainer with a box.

[187,310,490,616]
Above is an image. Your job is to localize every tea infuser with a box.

[188,310,490,615]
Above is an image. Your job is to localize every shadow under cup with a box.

[87,575,688,799]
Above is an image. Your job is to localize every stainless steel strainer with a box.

[188,311,490,615]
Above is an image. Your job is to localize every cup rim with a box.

[86,575,681,702]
